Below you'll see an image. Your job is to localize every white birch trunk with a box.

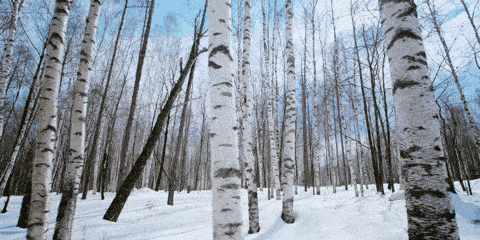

[0,0,21,140]
[347,145,358,197]
[208,0,243,239]
[281,0,296,224]
[27,1,72,239]
[379,0,459,238]
[53,1,101,239]
[239,0,260,234]
[261,0,281,200]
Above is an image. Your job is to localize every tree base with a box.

[281,213,295,224]
[248,226,260,234]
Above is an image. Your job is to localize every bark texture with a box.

[281,0,296,224]
[208,0,243,239]
[239,0,260,233]
[53,1,102,239]
[28,1,72,239]
[379,0,459,239]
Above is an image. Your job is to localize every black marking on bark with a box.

[221,183,239,189]
[209,45,233,61]
[209,61,221,69]
[393,80,419,93]
[408,186,446,199]
[397,4,417,18]
[213,81,233,87]
[400,145,421,159]
[215,168,241,178]
[387,30,422,50]
[407,65,420,71]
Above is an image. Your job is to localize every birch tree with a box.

[208,0,243,238]
[0,0,23,140]
[378,0,459,238]
[281,0,296,224]
[27,0,72,239]
[239,0,260,233]
[53,1,102,239]
[262,0,281,200]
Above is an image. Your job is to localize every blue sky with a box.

[151,0,205,36]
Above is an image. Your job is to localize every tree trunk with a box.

[262,0,281,201]
[82,0,129,199]
[53,1,102,238]
[301,31,309,191]
[379,0,460,238]
[208,1,243,238]
[0,0,22,140]
[350,4,382,193]
[0,43,45,196]
[239,0,260,233]
[281,0,296,224]
[167,61,196,205]
[103,12,205,222]
[28,1,72,238]
[118,0,155,187]
[154,111,170,191]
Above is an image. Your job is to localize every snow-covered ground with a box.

[1,181,479,240]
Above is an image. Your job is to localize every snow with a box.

[1,181,480,240]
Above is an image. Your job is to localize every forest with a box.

[0,0,480,239]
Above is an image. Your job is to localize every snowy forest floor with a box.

[1,180,480,240]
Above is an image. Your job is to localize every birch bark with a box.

[208,0,243,238]
[28,1,72,239]
[239,0,260,233]
[53,1,102,239]
[261,0,281,200]
[281,0,296,224]
[379,0,459,238]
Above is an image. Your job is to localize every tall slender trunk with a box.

[0,0,22,140]
[27,1,72,239]
[262,0,281,200]
[102,59,131,194]
[208,1,243,238]
[379,57,394,192]
[53,2,102,239]
[239,0,260,233]
[0,43,45,196]
[167,61,195,206]
[330,0,348,190]
[154,111,170,191]
[118,0,155,187]
[103,12,205,222]
[301,16,309,191]
[310,0,321,195]
[281,0,296,224]
[17,146,34,229]
[350,3,381,192]
[379,0,459,238]
[82,0,129,199]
